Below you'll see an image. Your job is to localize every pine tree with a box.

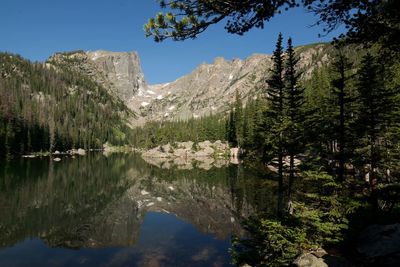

[267,33,285,217]
[356,53,399,189]
[331,49,352,182]
[228,107,237,146]
[284,37,304,212]
[234,90,243,147]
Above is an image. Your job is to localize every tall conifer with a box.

[284,37,304,212]
[267,33,285,216]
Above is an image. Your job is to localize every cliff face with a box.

[48,50,148,103]
[47,43,335,126]
[86,50,148,102]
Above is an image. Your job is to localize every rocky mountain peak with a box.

[86,50,148,101]
[47,49,148,103]
[47,43,335,126]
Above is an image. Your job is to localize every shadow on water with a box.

[0,153,277,267]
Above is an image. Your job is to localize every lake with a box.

[0,153,277,267]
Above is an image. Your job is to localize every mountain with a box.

[137,43,342,122]
[135,43,363,124]
[0,43,359,157]
[47,44,341,126]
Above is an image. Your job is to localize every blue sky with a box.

[0,0,343,84]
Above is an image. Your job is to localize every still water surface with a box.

[0,153,276,267]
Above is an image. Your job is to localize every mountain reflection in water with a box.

[0,153,276,267]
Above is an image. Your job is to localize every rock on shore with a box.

[142,140,231,159]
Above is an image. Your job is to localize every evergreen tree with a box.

[284,37,304,212]
[228,106,237,147]
[356,53,399,189]
[146,0,400,54]
[266,33,286,217]
[330,50,352,181]
[234,90,243,147]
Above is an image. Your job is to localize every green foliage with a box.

[231,170,363,266]
[227,90,245,147]
[146,0,399,54]
[295,171,361,244]
[0,52,133,159]
[231,40,400,266]
[131,113,227,148]
[231,218,306,267]
[354,53,400,187]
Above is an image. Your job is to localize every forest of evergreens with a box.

[131,112,227,148]
[0,53,133,160]
[131,38,400,266]
[230,38,400,265]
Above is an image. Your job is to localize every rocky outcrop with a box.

[47,49,148,106]
[86,50,148,102]
[142,140,230,159]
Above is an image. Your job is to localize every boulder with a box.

[142,147,170,158]
[160,144,172,153]
[311,248,328,258]
[203,146,215,156]
[178,141,194,150]
[70,148,86,156]
[213,140,229,151]
[198,140,212,149]
[293,253,328,267]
